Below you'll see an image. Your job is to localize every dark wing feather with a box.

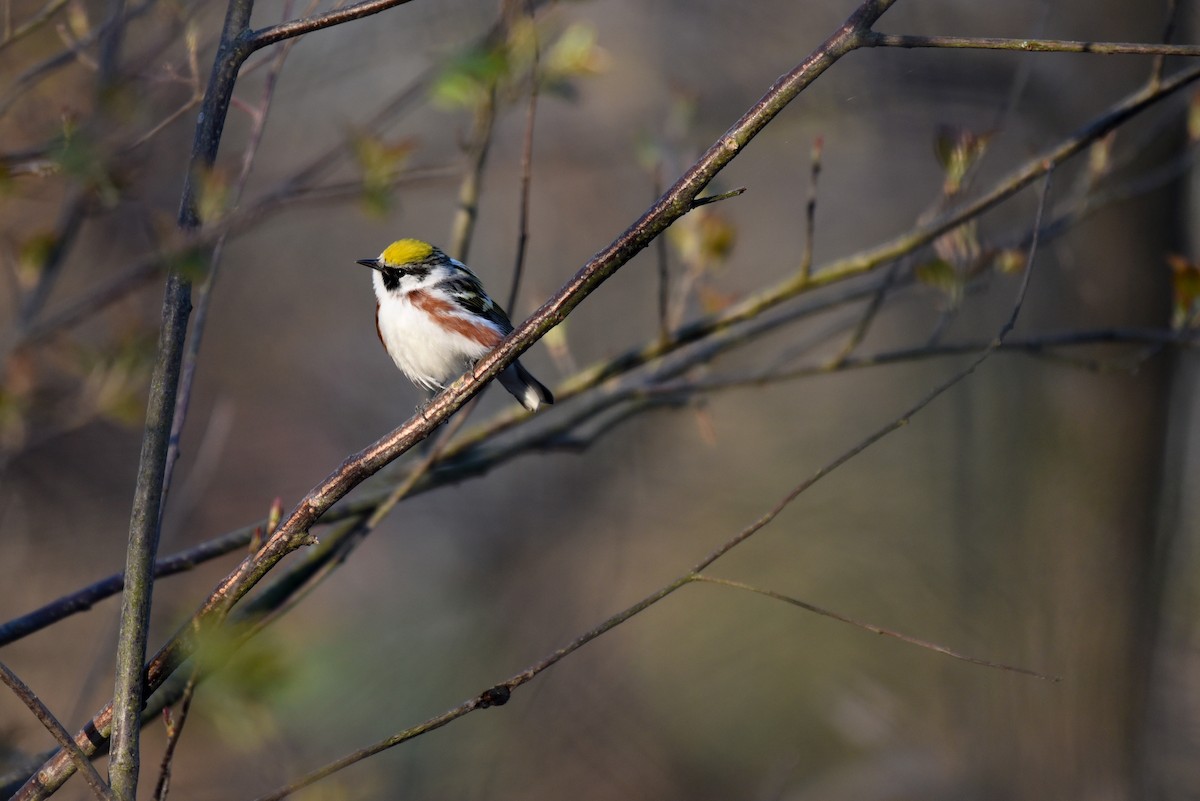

[441,271,514,333]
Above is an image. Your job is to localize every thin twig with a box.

[864,31,1200,57]
[244,0,417,51]
[15,190,88,332]
[1151,0,1180,88]
[448,87,497,263]
[506,3,539,313]
[651,327,1189,396]
[161,0,304,509]
[653,164,670,344]
[125,27,203,153]
[689,187,746,208]
[691,575,1058,680]
[150,671,197,801]
[0,660,114,801]
[825,259,901,369]
[799,136,822,283]
[0,521,267,647]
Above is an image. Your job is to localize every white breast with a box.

[374,285,494,389]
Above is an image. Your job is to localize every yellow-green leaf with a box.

[540,22,609,98]
[430,46,508,110]
[65,0,90,41]
[352,133,417,215]
[915,258,959,294]
[194,165,231,226]
[17,232,57,288]
[992,248,1027,275]
[506,16,539,75]
[667,208,736,270]
[1168,253,1200,330]
[544,23,609,78]
[1088,132,1115,180]
[168,247,210,283]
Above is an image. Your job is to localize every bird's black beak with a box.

[356,258,383,271]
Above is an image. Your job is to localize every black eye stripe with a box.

[380,264,433,291]
[405,265,432,279]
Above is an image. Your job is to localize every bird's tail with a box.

[498,361,554,412]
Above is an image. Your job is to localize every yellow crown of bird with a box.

[381,238,435,266]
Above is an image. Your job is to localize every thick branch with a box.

[108,0,257,796]
[108,274,190,801]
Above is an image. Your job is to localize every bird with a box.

[355,238,554,412]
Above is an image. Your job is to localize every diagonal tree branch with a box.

[4,51,1195,654]
[3,122,1192,662]
[252,170,1055,801]
[523,59,1200,406]
[245,0,418,50]
[11,4,899,797]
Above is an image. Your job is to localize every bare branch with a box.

[149,673,197,801]
[244,0,417,51]
[15,190,88,332]
[1151,0,1180,87]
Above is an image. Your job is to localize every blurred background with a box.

[1,0,1198,798]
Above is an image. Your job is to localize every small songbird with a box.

[355,238,554,412]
